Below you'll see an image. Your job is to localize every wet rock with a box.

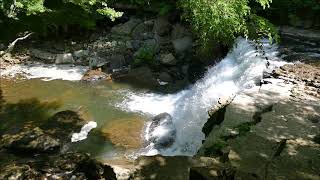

[280,26,320,45]
[159,53,177,65]
[113,66,158,88]
[147,113,176,149]
[41,110,87,140]
[153,17,171,36]
[81,69,111,82]
[158,72,173,83]
[111,18,142,36]
[172,36,193,54]
[0,127,60,153]
[203,96,234,137]
[55,53,75,64]
[30,49,56,61]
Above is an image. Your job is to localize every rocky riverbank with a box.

[0,103,117,179]
[1,24,319,179]
[1,14,226,93]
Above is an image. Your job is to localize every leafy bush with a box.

[133,45,155,67]
[178,0,278,47]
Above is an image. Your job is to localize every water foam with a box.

[1,63,88,81]
[120,37,282,156]
[71,121,98,142]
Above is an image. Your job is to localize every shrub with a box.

[178,0,278,48]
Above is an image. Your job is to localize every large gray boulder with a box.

[55,53,75,64]
[147,113,176,149]
[111,18,142,36]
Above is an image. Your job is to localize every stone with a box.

[172,36,193,54]
[160,53,177,65]
[41,110,87,141]
[55,53,75,64]
[147,113,176,149]
[101,117,144,149]
[113,66,158,88]
[0,152,117,180]
[73,49,89,58]
[0,127,61,153]
[111,18,142,36]
[30,49,56,61]
[132,21,154,40]
[158,72,172,83]
[153,17,171,36]
[108,55,127,70]
[203,96,235,137]
[81,69,111,82]
[171,23,189,40]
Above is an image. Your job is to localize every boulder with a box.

[113,66,158,88]
[0,127,60,153]
[172,36,193,54]
[160,53,177,65]
[41,110,87,140]
[111,18,142,36]
[0,152,117,180]
[203,96,234,137]
[30,49,56,61]
[158,72,173,83]
[73,49,89,59]
[153,17,171,36]
[132,21,154,40]
[147,113,176,149]
[55,53,75,64]
[81,69,111,82]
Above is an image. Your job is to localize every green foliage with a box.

[133,45,155,67]
[178,0,277,47]
[0,0,124,40]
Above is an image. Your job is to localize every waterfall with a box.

[120,37,281,156]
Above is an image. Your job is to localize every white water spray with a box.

[120,37,281,156]
[1,63,88,81]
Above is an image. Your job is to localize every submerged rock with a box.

[102,117,144,149]
[147,113,176,149]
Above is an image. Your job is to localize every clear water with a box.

[0,77,147,160]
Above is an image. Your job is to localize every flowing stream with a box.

[1,37,283,159]
[120,37,282,156]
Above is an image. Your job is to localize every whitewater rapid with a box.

[120,37,283,156]
[1,63,88,81]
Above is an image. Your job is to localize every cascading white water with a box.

[120,37,281,156]
[1,63,88,81]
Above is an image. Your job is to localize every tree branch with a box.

[0,32,33,57]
